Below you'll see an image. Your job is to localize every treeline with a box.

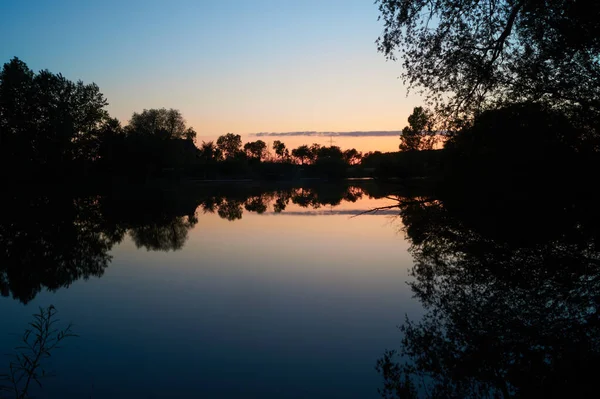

[0,58,382,183]
[194,134,366,180]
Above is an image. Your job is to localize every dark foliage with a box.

[0,58,109,181]
[0,181,395,304]
[443,102,600,195]
[399,107,436,152]
[376,0,600,125]
[377,186,600,398]
[1,58,373,183]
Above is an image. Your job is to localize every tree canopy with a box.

[273,140,289,160]
[376,0,600,124]
[0,57,110,173]
[244,140,267,160]
[399,106,435,151]
[127,108,194,140]
[216,133,242,160]
[291,145,312,165]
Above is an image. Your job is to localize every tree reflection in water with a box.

[130,215,197,251]
[0,194,124,304]
[377,193,600,398]
[0,181,387,304]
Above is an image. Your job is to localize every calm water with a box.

[5,182,598,397]
[0,182,421,398]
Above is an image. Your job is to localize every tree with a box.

[216,133,242,159]
[315,145,343,160]
[343,148,363,165]
[309,143,322,163]
[183,127,196,142]
[273,140,289,160]
[243,140,267,160]
[0,57,109,175]
[443,102,590,192]
[199,140,221,162]
[291,145,312,165]
[128,108,191,140]
[376,0,600,125]
[399,107,435,151]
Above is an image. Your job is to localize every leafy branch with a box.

[0,305,77,399]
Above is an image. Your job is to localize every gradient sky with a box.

[0,0,422,151]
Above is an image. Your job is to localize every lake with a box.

[2,180,599,398]
[0,181,423,398]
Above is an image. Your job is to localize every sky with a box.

[0,0,422,152]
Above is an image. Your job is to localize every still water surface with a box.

[0,182,419,398]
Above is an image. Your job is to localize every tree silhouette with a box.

[273,140,289,161]
[0,57,110,178]
[183,127,197,142]
[376,0,600,125]
[291,145,312,165]
[216,133,243,160]
[399,107,435,151]
[343,148,363,165]
[315,145,343,160]
[199,140,221,162]
[127,108,191,140]
[243,140,267,161]
[443,102,595,194]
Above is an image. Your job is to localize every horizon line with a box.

[251,131,402,138]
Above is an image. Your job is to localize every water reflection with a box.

[378,192,600,398]
[0,182,393,304]
[0,194,123,303]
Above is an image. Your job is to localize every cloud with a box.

[267,209,400,216]
[251,131,402,138]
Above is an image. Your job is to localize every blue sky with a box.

[1,0,421,151]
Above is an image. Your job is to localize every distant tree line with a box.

[0,57,464,185]
[0,57,378,183]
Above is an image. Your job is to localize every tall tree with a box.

[244,140,267,160]
[399,107,435,151]
[272,140,289,160]
[199,140,221,162]
[343,148,363,165]
[0,57,109,174]
[376,0,600,125]
[128,108,191,140]
[183,127,197,142]
[315,145,343,160]
[216,133,242,159]
[291,145,312,165]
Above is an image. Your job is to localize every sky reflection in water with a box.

[0,184,418,399]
